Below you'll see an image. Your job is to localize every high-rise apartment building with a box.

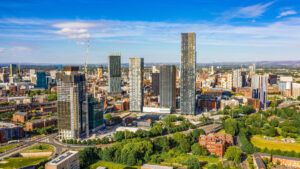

[226,73,233,90]
[180,33,196,115]
[232,69,242,89]
[152,73,160,96]
[108,53,121,93]
[56,66,86,140]
[129,58,144,112]
[83,95,104,133]
[160,65,176,111]
[251,74,268,109]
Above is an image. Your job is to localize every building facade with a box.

[160,65,176,111]
[83,95,104,133]
[108,54,121,93]
[129,58,144,112]
[251,74,268,109]
[56,66,86,140]
[199,133,233,157]
[45,151,79,169]
[36,72,48,89]
[232,69,242,89]
[180,33,196,115]
[152,73,160,96]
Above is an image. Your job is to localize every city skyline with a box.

[0,0,300,64]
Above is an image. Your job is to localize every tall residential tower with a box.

[160,65,176,112]
[56,66,87,140]
[180,33,196,115]
[129,58,144,112]
[108,53,121,93]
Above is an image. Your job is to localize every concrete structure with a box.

[143,107,171,114]
[151,73,160,96]
[129,58,144,112]
[56,66,87,140]
[83,95,104,134]
[140,164,173,169]
[292,82,300,99]
[45,151,79,169]
[180,33,196,115]
[108,53,121,93]
[220,99,239,110]
[251,74,268,109]
[199,133,233,157]
[159,65,176,111]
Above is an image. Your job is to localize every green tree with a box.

[224,118,238,136]
[104,113,113,121]
[191,143,207,156]
[186,157,201,169]
[224,146,241,164]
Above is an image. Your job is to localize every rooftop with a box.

[141,164,173,169]
[47,151,78,165]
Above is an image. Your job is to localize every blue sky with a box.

[0,0,299,64]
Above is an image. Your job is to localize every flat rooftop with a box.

[47,151,78,165]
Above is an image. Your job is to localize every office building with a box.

[35,72,48,89]
[108,53,121,93]
[83,95,105,133]
[0,122,25,143]
[152,73,159,96]
[129,58,144,112]
[232,69,242,89]
[251,74,268,109]
[10,64,18,76]
[180,33,196,115]
[45,151,79,169]
[56,66,86,140]
[160,65,176,111]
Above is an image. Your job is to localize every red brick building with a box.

[199,133,233,157]
[25,116,57,131]
[247,98,260,110]
[272,155,300,168]
[12,112,28,123]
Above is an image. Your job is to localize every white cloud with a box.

[0,48,4,53]
[10,46,32,52]
[224,1,274,19]
[277,10,297,18]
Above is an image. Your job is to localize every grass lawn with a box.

[163,154,220,167]
[0,144,19,153]
[90,161,139,169]
[22,144,54,153]
[0,157,48,169]
[251,135,300,153]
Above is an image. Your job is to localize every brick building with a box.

[0,122,24,143]
[199,133,233,157]
[247,98,260,110]
[236,87,252,98]
[12,112,28,123]
[25,116,57,131]
[272,155,300,168]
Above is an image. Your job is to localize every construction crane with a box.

[84,39,90,138]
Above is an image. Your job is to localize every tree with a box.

[79,147,100,168]
[224,118,238,136]
[191,129,206,142]
[153,137,170,152]
[298,96,300,101]
[186,157,201,169]
[104,113,113,121]
[224,146,241,164]
[191,143,207,156]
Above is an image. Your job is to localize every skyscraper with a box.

[108,53,121,93]
[160,65,176,111]
[180,33,196,115]
[35,72,48,89]
[56,66,87,140]
[152,73,160,96]
[232,69,242,89]
[9,64,17,76]
[129,58,144,112]
[251,74,268,109]
[83,95,104,133]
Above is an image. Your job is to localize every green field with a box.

[251,135,300,153]
[90,161,139,169]
[0,144,19,153]
[0,157,48,169]
[163,154,220,167]
[22,144,54,153]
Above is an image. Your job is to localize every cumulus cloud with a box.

[277,10,297,18]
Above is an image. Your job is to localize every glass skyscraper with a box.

[108,53,121,93]
[160,65,176,112]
